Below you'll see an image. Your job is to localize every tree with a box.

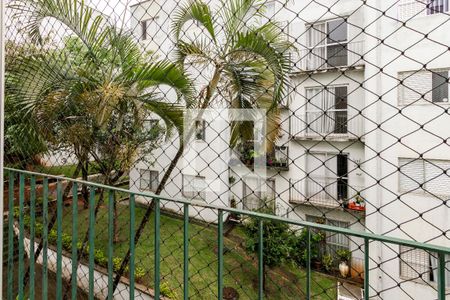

[112,0,293,290]
[7,0,192,292]
[244,209,294,292]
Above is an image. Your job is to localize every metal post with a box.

[364,238,369,300]
[306,227,311,299]
[183,203,189,300]
[218,210,224,300]
[258,219,264,299]
[0,0,6,292]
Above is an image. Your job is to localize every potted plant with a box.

[322,253,334,273]
[336,249,352,277]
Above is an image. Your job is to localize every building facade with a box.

[129,0,450,298]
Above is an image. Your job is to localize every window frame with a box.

[182,174,207,200]
[305,85,349,135]
[243,178,276,211]
[398,157,450,196]
[306,18,349,67]
[399,245,450,287]
[194,119,206,141]
[140,16,160,41]
[139,169,159,192]
[305,215,350,252]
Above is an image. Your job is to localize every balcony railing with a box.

[289,177,365,211]
[231,144,289,170]
[293,41,365,72]
[4,168,450,299]
[398,0,449,21]
[290,112,365,140]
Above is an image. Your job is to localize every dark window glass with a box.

[432,71,448,102]
[334,87,348,133]
[327,20,347,44]
[337,154,348,200]
[141,20,147,40]
[195,120,206,140]
[327,44,348,67]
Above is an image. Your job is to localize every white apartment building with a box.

[129,0,450,298]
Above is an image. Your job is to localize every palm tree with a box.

[112,0,293,292]
[7,0,192,292]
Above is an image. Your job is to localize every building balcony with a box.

[290,112,365,141]
[398,0,449,21]
[289,177,366,211]
[292,41,365,73]
[230,144,290,171]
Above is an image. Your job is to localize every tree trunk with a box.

[111,67,223,293]
[81,160,89,209]
[62,161,82,199]
[113,197,120,243]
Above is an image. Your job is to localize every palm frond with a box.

[8,0,110,59]
[173,39,213,66]
[220,0,261,45]
[171,0,217,43]
[130,60,194,107]
[229,25,292,108]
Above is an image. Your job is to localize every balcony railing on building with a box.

[293,41,365,72]
[289,177,366,211]
[398,0,449,21]
[231,143,289,170]
[290,112,364,140]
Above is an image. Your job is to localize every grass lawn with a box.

[33,163,99,178]
[59,199,337,299]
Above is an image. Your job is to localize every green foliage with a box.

[336,249,352,263]
[160,281,178,299]
[290,228,325,267]
[244,209,294,268]
[322,254,334,272]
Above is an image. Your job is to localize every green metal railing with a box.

[4,167,450,299]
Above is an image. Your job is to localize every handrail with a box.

[5,167,450,254]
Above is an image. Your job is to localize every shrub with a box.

[322,253,334,272]
[290,228,324,267]
[134,267,146,283]
[61,233,72,250]
[160,282,178,299]
[94,249,108,267]
[336,249,352,263]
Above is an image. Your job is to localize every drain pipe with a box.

[0,0,6,292]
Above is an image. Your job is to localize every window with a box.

[432,71,449,102]
[398,69,450,105]
[306,19,348,68]
[140,17,159,41]
[306,215,350,253]
[306,152,349,202]
[139,170,159,192]
[399,158,450,196]
[305,86,348,135]
[427,0,449,15]
[400,246,450,287]
[182,174,206,200]
[243,178,275,211]
[195,120,206,141]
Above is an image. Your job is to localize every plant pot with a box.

[339,261,350,278]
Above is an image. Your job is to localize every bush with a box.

[134,267,146,283]
[322,253,334,272]
[336,249,352,263]
[160,281,178,299]
[290,228,324,267]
